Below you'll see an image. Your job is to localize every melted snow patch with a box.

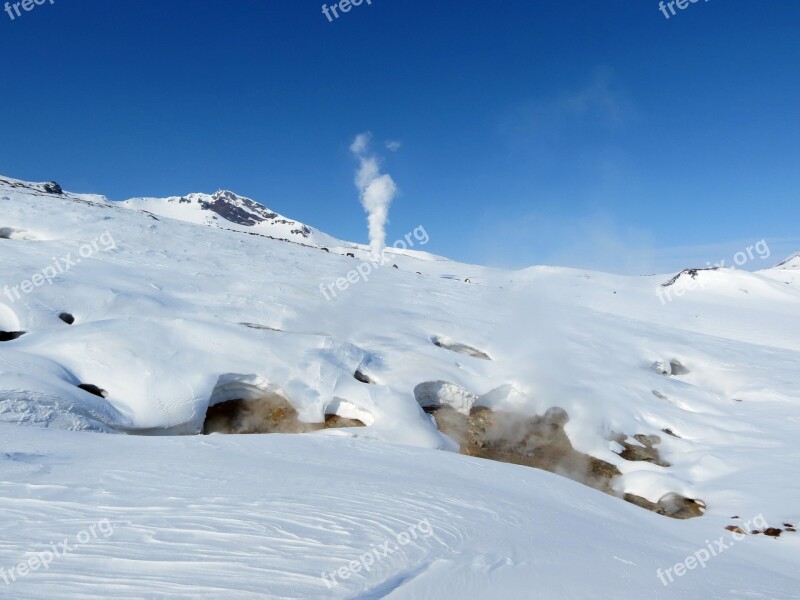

[203,394,367,434]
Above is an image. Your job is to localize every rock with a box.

[323,415,366,429]
[43,181,63,195]
[623,493,706,520]
[615,433,670,467]
[669,360,689,376]
[725,525,746,535]
[203,395,366,435]
[78,384,108,398]
[354,370,373,384]
[204,395,308,435]
[0,331,26,342]
[429,405,620,495]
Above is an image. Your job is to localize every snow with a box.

[2,426,799,599]
[773,251,800,270]
[2,176,799,597]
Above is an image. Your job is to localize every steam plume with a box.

[350,132,398,259]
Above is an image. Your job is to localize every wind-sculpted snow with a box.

[1,176,800,595]
[1,425,799,598]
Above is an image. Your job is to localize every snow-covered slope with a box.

[2,176,799,598]
[2,423,798,600]
[774,252,800,270]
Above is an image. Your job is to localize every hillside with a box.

[1,176,799,598]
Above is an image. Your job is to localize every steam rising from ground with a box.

[203,394,365,434]
[426,404,706,519]
[428,405,620,494]
[350,132,398,259]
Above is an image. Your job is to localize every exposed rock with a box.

[427,404,704,520]
[614,433,671,467]
[623,493,706,520]
[78,384,108,398]
[204,395,309,435]
[354,370,373,384]
[661,267,720,288]
[240,322,281,332]
[431,336,492,360]
[429,405,620,494]
[0,331,26,342]
[198,190,278,226]
[43,181,63,195]
[203,395,365,435]
[725,525,746,535]
[669,360,689,376]
[323,415,366,429]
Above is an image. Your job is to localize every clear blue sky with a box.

[1,0,798,273]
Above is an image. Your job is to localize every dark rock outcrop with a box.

[43,181,63,195]
[77,384,108,398]
[0,331,26,342]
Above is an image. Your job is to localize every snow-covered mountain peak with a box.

[181,189,286,228]
[120,188,338,246]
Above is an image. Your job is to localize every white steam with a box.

[350,132,398,259]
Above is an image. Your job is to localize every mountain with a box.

[120,189,344,248]
[1,174,799,599]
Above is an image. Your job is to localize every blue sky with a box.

[1,0,798,273]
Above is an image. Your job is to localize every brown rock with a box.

[725,526,746,535]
